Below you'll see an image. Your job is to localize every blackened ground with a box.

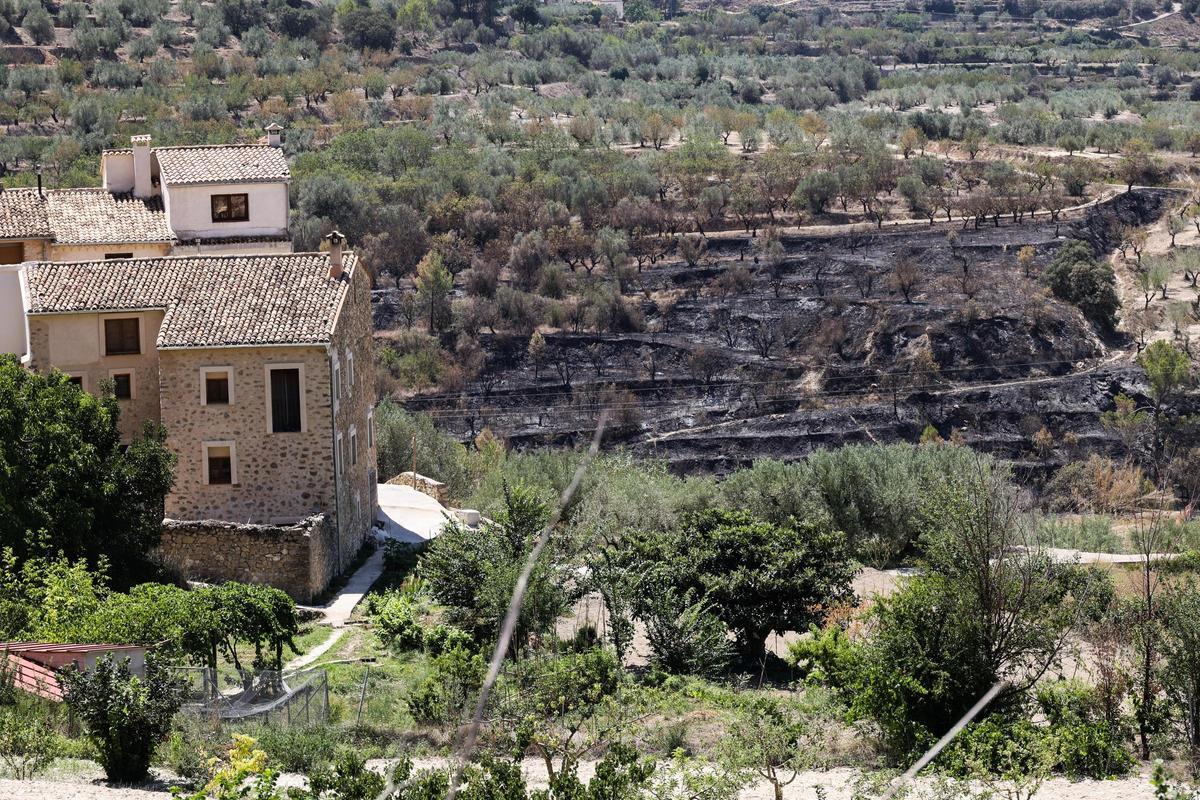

[383,189,1176,473]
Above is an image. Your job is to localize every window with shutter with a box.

[269,368,302,433]
[104,318,140,355]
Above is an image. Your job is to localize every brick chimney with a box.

[326,230,346,279]
[265,123,284,148]
[131,135,152,198]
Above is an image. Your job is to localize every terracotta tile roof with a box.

[45,189,173,245]
[25,252,356,349]
[154,145,290,186]
[0,188,51,240]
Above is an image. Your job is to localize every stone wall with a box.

[26,309,165,443]
[159,343,335,526]
[387,472,449,505]
[328,259,377,572]
[157,514,338,603]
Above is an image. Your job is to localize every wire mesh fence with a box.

[172,666,329,726]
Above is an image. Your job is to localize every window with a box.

[67,374,84,389]
[331,355,341,412]
[345,352,354,398]
[111,371,133,400]
[104,318,140,355]
[210,193,249,222]
[203,441,237,485]
[200,367,233,405]
[104,253,133,260]
[367,408,374,449]
[267,365,303,433]
[350,426,358,467]
[335,431,343,476]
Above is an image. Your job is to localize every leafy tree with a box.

[22,6,55,44]
[415,251,454,334]
[1041,239,1119,330]
[420,484,567,655]
[818,459,1097,757]
[62,656,182,783]
[628,508,854,663]
[494,648,629,781]
[641,584,732,678]
[718,697,812,800]
[339,8,396,51]
[0,357,175,587]
[1139,340,1192,411]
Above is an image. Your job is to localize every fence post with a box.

[356,666,370,725]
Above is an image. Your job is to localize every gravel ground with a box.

[0,761,1164,800]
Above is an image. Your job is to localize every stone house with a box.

[18,236,377,600]
[0,129,292,357]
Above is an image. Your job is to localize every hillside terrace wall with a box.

[157,515,337,603]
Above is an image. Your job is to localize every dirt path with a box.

[1110,194,1199,348]
[0,762,1163,800]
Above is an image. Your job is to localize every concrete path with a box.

[286,484,455,672]
[377,483,455,544]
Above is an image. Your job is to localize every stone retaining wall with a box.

[387,471,449,505]
[157,515,338,602]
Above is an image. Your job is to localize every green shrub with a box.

[642,586,732,679]
[370,590,424,651]
[250,724,341,774]
[61,656,182,783]
[406,646,486,725]
[1037,516,1123,553]
[0,704,58,779]
[1042,239,1119,331]
[936,715,1050,778]
[382,540,420,575]
[422,623,472,656]
[1036,681,1133,779]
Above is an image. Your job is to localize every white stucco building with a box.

[0,128,294,357]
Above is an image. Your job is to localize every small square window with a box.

[206,375,229,404]
[67,375,84,388]
[104,318,140,355]
[112,372,132,400]
[204,442,237,485]
[104,253,133,260]
[211,193,249,222]
[200,367,234,406]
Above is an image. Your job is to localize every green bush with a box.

[936,715,1050,778]
[406,646,486,725]
[1042,239,1119,331]
[0,704,58,779]
[369,590,424,651]
[641,586,732,679]
[422,623,472,656]
[1036,681,1133,779]
[250,724,341,774]
[61,656,182,783]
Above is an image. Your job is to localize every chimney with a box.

[131,135,152,198]
[265,123,284,148]
[36,165,42,198]
[326,230,346,279]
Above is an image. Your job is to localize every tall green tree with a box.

[0,357,175,586]
[628,508,855,663]
[1139,340,1192,411]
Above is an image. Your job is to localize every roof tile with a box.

[25,252,355,349]
[0,189,51,240]
[45,189,173,245]
[154,145,290,186]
